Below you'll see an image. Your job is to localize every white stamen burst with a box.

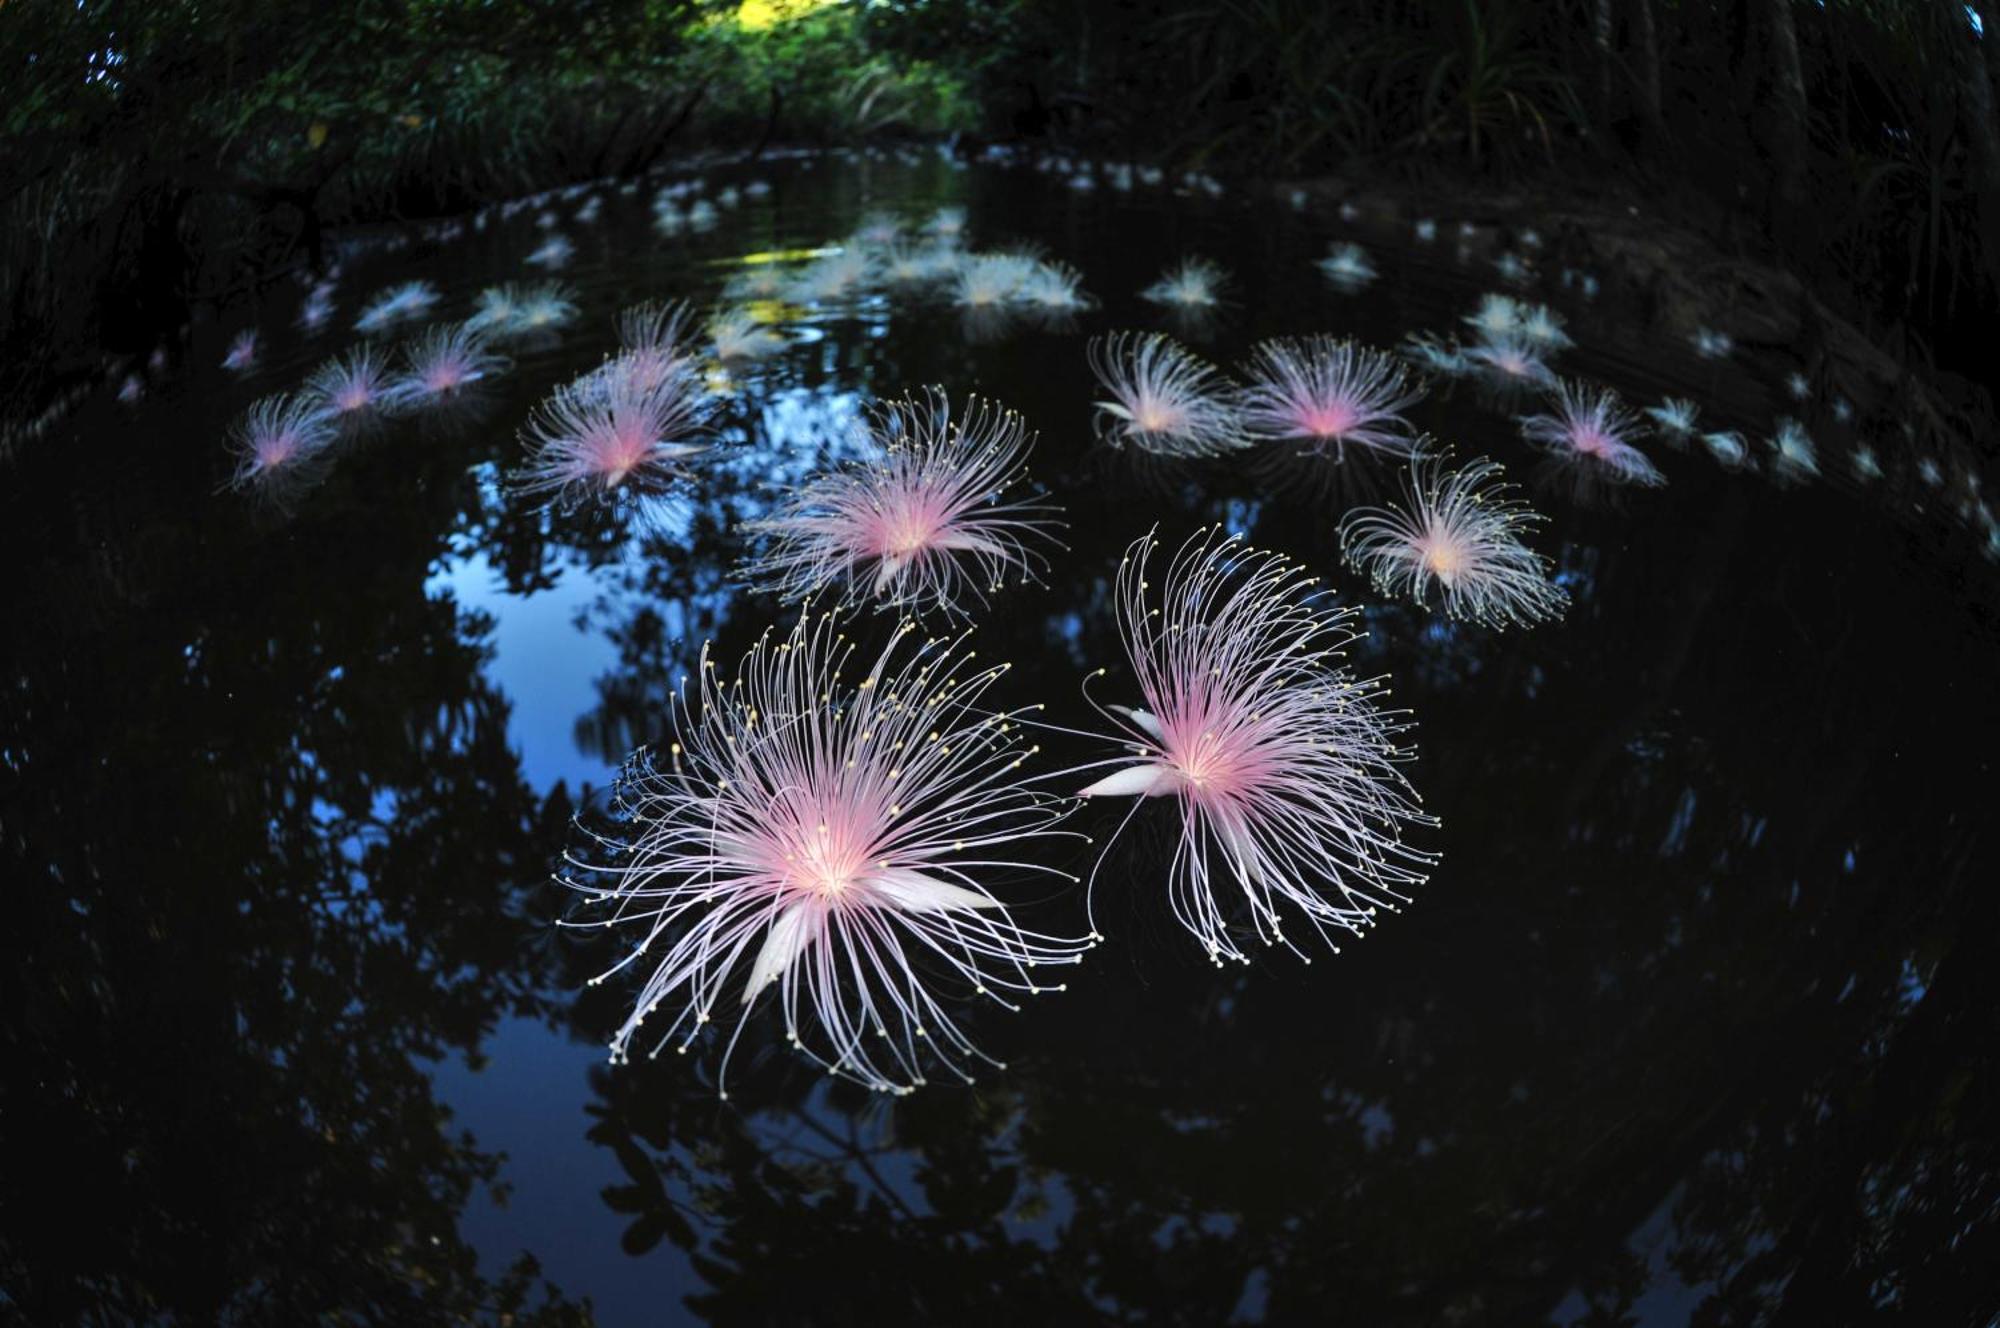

[1087,332,1245,457]
[562,613,1091,1095]
[742,387,1063,620]
[1339,454,1568,628]
[1074,529,1437,964]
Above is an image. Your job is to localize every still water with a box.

[5,150,1997,1325]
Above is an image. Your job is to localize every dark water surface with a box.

[6,151,1998,1326]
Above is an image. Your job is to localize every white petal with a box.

[743,903,813,1005]
[1077,762,1176,798]
[1109,705,1164,741]
[865,866,1002,914]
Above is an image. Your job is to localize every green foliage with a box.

[687,5,979,142]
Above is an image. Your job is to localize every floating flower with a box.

[1770,417,1819,483]
[306,345,403,418]
[791,250,873,302]
[926,206,967,238]
[1399,332,1467,377]
[1517,304,1570,349]
[1087,332,1244,457]
[526,234,575,269]
[1464,333,1556,390]
[1317,242,1377,291]
[1075,528,1436,963]
[707,307,785,361]
[952,253,1035,307]
[399,324,506,405]
[725,265,790,300]
[516,354,712,506]
[1021,261,1094,312]
[227,394,334,489]
[563,613,1090,1095]
[1702,430,1749,468]
[742,388,1061,619]
[1643,397,1700,441]
[1691,326,1732,359]
[608,300,699,395]
[882,241,957,285]
[222,330,258,373]
[1464,294,1522,338]
[355,280,439,335]
[1237,336,1425,462]
[1518,380,1665,486]
[1339,454,1567,628]
[471,282,579,336]
[1141,257,1228,309]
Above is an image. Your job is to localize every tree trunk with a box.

[1962,1,2000,284]
[1593,0,1617,140]
[1757,0,1811,238]
[1627,0,1664,145]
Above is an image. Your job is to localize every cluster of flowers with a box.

[566,409,1441,1095]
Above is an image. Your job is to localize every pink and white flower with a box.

[1075,529,1437,964]
[563,613,1091,1095]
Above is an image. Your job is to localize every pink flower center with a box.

[875,497,943,558]
[426,361,468,392]
[1417,534,1465,582]
[1296,399,1358,439]
[254,435,299,471]
[1571,426,1613,457]
[1132,396,1185,434]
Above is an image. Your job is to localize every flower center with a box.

[1299,401,1358,439]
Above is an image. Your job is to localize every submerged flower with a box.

[1087,332,1244,457]
[1518,380,1664,486]
[400,324,506,404]
[227,394,335,489]
[1141,257,1228,309]
[1339,454,1567,628]
[563,613,1090,1094]
[1075,528,1436,963]
[307,345,403,418]
[516,354,712,505]
[743,388,1062,619]
[1237,336,1425,462]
